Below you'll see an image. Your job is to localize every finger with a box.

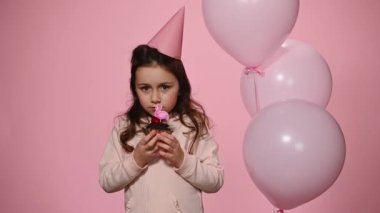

[142,130,157,145]
[158,150,171,160]
[152,145,159,154]
[146,146,159,157]
[145,134,159,150]
[156,141,172,152]
[157,133,174,146]
[159,132,175,140]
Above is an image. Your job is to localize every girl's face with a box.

[135,65,179,117]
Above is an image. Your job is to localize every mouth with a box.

[148,104,165,113]
[151,105,164,109]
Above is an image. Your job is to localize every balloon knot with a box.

[244,67,264,76]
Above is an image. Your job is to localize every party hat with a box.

[148,7,185,59]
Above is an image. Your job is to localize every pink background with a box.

[1,0,379,212]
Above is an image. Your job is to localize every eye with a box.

[139,86,151,93]
[160,84,171,92]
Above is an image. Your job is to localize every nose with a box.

[151,89,161,103]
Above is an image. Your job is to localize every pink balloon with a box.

[240,40,332,116]
[202,0,299,67]
[243,100,345,210]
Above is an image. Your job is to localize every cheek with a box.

[164,91,179,107]
[136,92,148,104]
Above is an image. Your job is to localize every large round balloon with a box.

[240,39,332,116]
[243,100,345,210]
[202,0,299,67]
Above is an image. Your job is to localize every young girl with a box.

[99,8,223,212]
[99,44,224,212]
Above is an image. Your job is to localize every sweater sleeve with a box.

[174,134,224,193]
[99,123,146,193]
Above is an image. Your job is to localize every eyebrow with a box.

[136,82,174,86]
[136,83,150,86]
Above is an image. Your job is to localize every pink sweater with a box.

[99,116,224,213]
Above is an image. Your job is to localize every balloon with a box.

[243,100,346,210]
[240,40,332,116]
[202,0,299,67]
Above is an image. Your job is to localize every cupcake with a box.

[145,104,172,133]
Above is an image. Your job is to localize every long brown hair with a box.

[119,45,210,154]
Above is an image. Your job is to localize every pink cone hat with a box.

[148,7,185,59]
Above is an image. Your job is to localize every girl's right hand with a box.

[133,130,159,168]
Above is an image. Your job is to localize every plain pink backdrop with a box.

[1,0,379,212]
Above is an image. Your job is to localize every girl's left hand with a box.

[156,132,184,168]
